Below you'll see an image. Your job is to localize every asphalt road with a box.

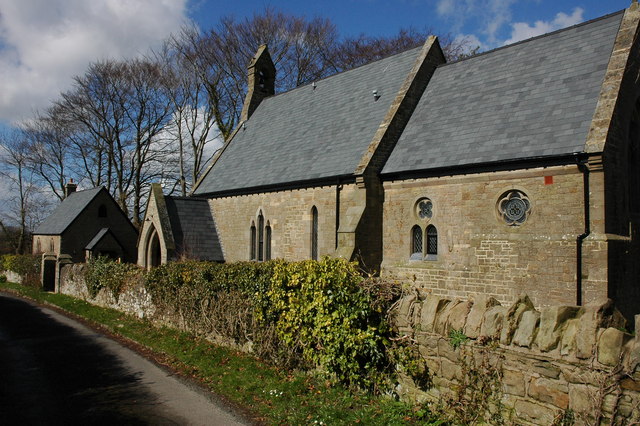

[0,292,249,425]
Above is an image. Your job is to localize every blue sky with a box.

[188,0,630,48]
[0,0,631,126]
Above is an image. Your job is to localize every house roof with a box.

[165,197,223,261]
[382,12,623,176]
[85,228,113,250]
[33,187,104,235]
[193,45,424,195]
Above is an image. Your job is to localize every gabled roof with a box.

[33,187,104,235]
[165,196,223,262]
[85,228,113,250]
[193,46,424,195]
[382,12,623,176]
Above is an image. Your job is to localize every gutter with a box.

[576,155,591,306]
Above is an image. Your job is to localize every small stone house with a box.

[138,6,640,320]
[33,184,138,264]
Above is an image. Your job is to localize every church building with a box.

[138,5,640,320]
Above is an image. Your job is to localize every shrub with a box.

[1,254,41,288]
[1,254,41,276]
[84,257,142,299]
[143,258,401,390]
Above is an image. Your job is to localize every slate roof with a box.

[165,197,223,261]
[33,187,103,235]
[194,46,423,195]
[85,228,111,250]
[382,12,623,176]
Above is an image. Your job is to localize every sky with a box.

[0,0,632,128]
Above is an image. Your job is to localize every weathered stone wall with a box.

[393,292,640,425]
[57,264,639,423]
[209,183,361,262]
[59,264,155,320]
[381,165,610,308]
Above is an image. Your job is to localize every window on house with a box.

[258,212,264,261]
[311,206,318,260]
[250,223,256,260]
[98,204,107,218]
[265,224,272,261]
[426,225,438,257]
[410,225,422,260]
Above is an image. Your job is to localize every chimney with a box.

[65,179,77,198]
[240,44,276,122]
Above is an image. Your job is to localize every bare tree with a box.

[156,25,222,196]
[329,28,480,71]
[196,8,340,139]
[0,131,50,254]
[50,59,172,226]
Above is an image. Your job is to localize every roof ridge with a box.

[259,44,424,103]
[443,9,626,67]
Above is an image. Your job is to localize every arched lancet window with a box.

[258,212,264,261]
[265,223,272,261]
[98,204,107,218]
[49,238,55,252]
[311,206,318,260]
[426,225,438,256]
[250,222,257,260]
[411,225,422,260]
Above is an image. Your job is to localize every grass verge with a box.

[0,281,442,425]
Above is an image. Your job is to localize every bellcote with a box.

[240,44,276,122]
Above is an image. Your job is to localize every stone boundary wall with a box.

[392,293,640,424]
[59,264,156,320]
[56,264,639,424]
[1,270,23,284]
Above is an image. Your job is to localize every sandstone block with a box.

[501,294,535,345]
[435,300,462,335]
[598,327,626,366]
[440,358,462,381]
[395,294,417,329]
[447,300,472,333]
[560,318,578,356]
[514,399,556,424]
[528,377,569,409]
[437,337,459,362]
[625,339,640,374]
[512,310,540,348]
[502,368,525,397]
[569,384,596,420]
[464,294,501,338]
[481,305,506,339]
[419,296,450,333]
[532,361,561,379]
[536,306,580,352]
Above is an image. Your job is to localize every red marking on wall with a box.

[544,176,554,185]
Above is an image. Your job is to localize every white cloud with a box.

[503,7,584,45]
[0,0,189,125]
[436,0,516,45]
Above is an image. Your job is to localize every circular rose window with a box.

[498,190,531,225]
[415,198,433,220]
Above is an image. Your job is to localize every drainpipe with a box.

[335,177,342,249]
[576,155,590,306]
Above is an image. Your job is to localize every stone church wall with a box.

[381,164,608,308]
[208,183,361,262]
